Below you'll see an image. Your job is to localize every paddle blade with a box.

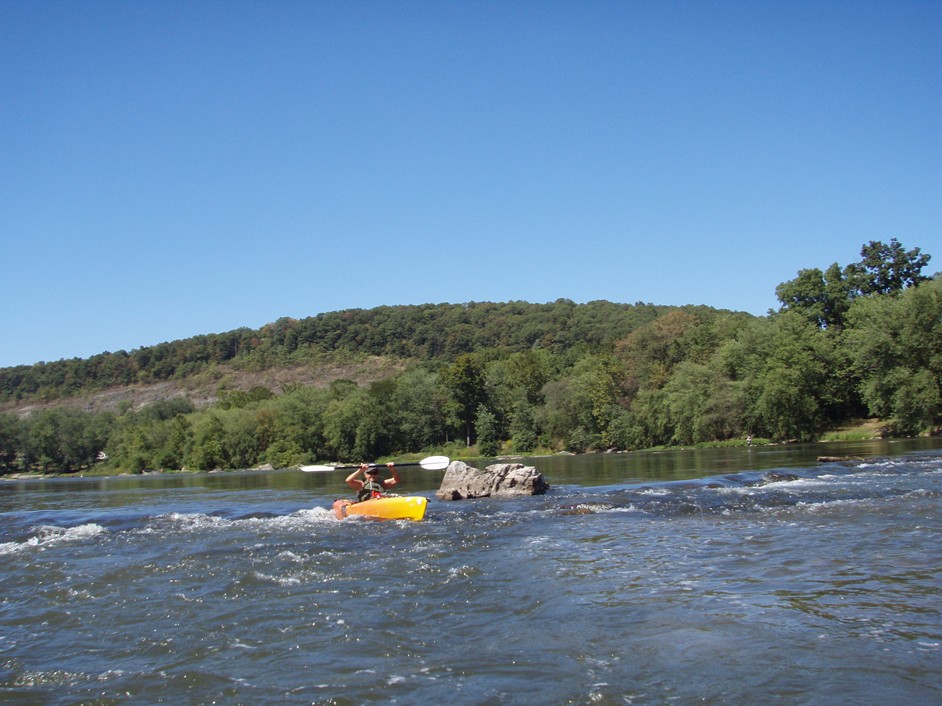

[299,464,336,473]
[419,455,450,471]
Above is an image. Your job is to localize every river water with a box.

[2,439,940,705]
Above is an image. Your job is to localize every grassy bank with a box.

[819,419,887,441]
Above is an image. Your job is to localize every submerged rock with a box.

[436,461,550,501]
[817,456,864,464]
[758,471,800,485]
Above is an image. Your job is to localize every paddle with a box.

[299,455,450,473]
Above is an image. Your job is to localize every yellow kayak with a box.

[332,496,428,521]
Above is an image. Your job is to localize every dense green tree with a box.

[222,408,262,469]
[615,310,700,391]
[663,362,742,444]
[845,278,942,433]
[20,409,113,472]
[482,351,555,441]
[251,406,277,458]
[539,355,619,452]
[777,239,931,330]
[322,388,367,461]
[849,238,932,296]
[263,438,305,468]
[105,417,149,473]
[616,387,671,449]
[353,380,398,461]
[776,263,854,330]
[61,409,113,470]
[442,354,488,446]
[268,386,330,461]
[0,413,21,473]
[475,405,500,457]
[505,349,555,404]
[165,414,193,469]
[187,413,227,471]
[509,401,538,452]
[390,367,451,450]
[22,410,63,472]
[756,313,847,440]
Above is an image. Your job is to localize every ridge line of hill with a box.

[2,300,749,415]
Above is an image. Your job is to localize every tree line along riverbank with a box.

[1,239,938,475]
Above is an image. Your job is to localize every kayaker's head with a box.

[364,467,379,477]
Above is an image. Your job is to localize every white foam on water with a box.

[11,668,90,688]
[248,506,337,530]
[565,502,639,514]
[410,539,449,553]
[712,477,830,495]
[599,504,641,513]
[711,486,756,496]
[524,535,553,546]
[445,565,478,581]
[163,512,228,530]
[96,669,125,681]
[794,497,870,513]
[252,571,303,586]
[149,506,337,535]
[0,523,106,555]
[636,487,671,496]
[901,488,936,500]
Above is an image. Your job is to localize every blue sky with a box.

[1,1,939,368]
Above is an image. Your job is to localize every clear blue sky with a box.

[2,0,939,368]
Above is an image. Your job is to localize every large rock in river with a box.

[436,461,550,500]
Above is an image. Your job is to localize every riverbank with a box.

[1,419,920,481]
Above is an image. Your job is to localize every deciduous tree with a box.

[849,238,932,296]
[442,354,488,446]
[845,278,942,433]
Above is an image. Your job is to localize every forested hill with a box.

[0,299,724,406]
[1,238,938,475]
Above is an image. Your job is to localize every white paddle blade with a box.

[419,455,450,471]
[300,464,335,473]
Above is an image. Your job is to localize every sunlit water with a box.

[2,440,941,705]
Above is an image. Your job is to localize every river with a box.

[2,439,940,705]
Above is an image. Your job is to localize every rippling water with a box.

[2,440,941,705]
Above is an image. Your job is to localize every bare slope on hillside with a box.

[2,356,406,417]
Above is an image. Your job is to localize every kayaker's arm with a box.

[345,465,367,491]
[382,463,401,490]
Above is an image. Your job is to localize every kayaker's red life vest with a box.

[356,479,385,503]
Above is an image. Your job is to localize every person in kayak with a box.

[345,463,401,502]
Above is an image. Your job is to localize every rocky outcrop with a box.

[436,461,550,500]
